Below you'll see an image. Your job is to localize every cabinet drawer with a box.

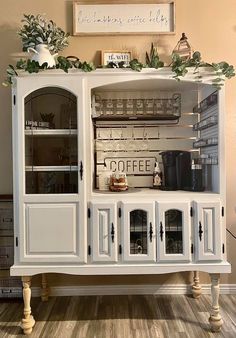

[0,237,14,269]
[0,201,13,230]
[0,277,22,298]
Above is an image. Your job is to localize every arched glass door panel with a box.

[165,209,183,254]
[130,209,148,255]
[24,87,78,194]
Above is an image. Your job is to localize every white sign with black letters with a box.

[104,157,156,175]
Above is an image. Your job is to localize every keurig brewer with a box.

[160,150,182,190]
[160,150,204,191]
[160,150,191,190]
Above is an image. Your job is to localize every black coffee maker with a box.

[160,150,191,190]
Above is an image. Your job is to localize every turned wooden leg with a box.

[41,273,49,302]
[21,276,35,335]
[209,273,223,332]
[192,271,202,299]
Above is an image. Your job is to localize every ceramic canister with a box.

[98,169,113,190]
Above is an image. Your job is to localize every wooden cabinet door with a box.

[90,202,118,263]
[156,202,191,262]
[23,202,84,263]
[193,201,222,261]
[121,202,155,262]
[13,77,86,264]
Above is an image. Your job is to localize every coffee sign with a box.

[104,157,156,175]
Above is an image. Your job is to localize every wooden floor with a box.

[0,295,236,337]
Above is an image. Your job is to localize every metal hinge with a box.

[118,208,121,218]
[88,208,91,218]
[119,244,122,255]
[13,95,16,106]
[222,206,224,217]
[190,207,193,217]
[191,243,194,254]
[222,243,225,254]
[88,245,91,256]
[15,237,18,247]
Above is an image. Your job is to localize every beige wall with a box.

[1,0,236,286]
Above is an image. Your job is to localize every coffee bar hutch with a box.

[10,68,230,334]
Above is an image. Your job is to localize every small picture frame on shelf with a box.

[101,50,132,67]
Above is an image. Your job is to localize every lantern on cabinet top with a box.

[173,33,193,60]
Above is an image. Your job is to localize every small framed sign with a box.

[73,2,175,35]
[101,50,132,66]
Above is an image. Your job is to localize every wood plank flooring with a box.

[0,295,236,337]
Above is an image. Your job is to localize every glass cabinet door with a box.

[157,202,191,262]
[24,87,78,194]
[164,209,183,254]
[121,202,155,262]
[130,209,148,255]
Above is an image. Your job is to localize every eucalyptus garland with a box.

[3,45,235,89]
[3,57,95,86]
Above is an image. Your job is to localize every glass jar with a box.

[109,172,128,191]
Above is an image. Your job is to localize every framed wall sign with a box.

[73,1,175,35]
[101,50,132,66]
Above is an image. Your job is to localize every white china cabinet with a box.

[10,69,230,334]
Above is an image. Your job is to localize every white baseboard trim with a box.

[31,284,236,297]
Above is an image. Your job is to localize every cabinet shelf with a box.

[130,227,147,232]
[130,226,182,232]
[25,129,77,136]
[25,166,78,172]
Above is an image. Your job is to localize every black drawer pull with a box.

[111,223,115,243]
[160,222,164,241]
[80,161,83,180]
[199,221,203,241]
[149,222,153,242]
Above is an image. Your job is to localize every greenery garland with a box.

[3,43,235,89]
[3,57,95,86]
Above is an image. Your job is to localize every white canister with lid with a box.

[98,169,113,190]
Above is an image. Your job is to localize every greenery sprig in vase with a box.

[18,14,69,53]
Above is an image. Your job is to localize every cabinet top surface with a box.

[14,67,218,82]
[91,189,221,199]
[12,68,221,93]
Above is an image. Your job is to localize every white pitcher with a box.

[27,44,58,67]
